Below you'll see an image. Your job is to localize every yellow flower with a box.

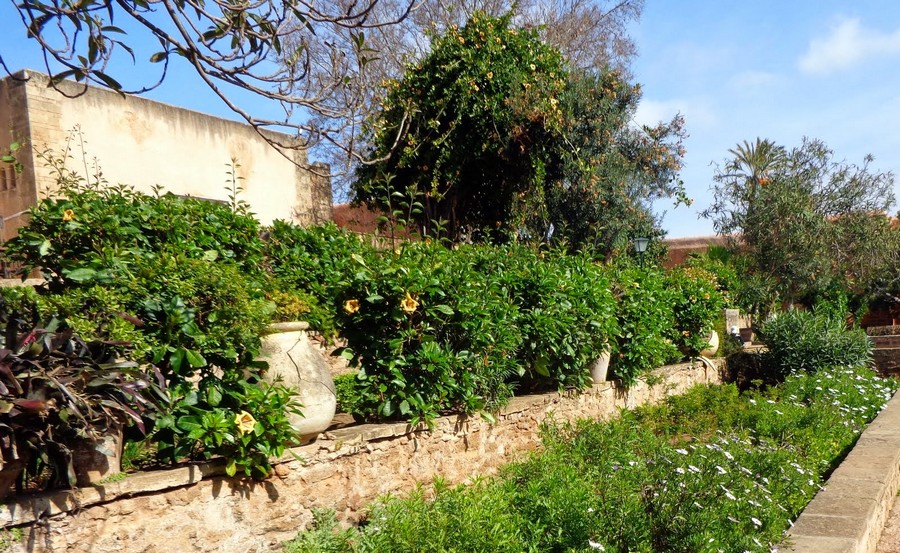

[62,209,75,222]
[344,299,360,314]
[400,291,419,314]
[234,410,256,435]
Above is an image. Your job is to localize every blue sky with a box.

[631,1,900,237]
[2,1,899,238]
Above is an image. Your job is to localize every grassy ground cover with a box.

[285,365,896,552]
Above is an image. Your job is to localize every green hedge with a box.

[4,188,728,429]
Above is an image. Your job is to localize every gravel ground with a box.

[877,492,900,552]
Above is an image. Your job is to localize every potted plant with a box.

[667,267,726,359]
[0,307,167,494]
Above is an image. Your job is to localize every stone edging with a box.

[785,389,900,552]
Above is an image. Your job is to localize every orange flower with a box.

[62,209,75,222]
[400,291,419,314]
[234,410,256,435]
[344,299,360,314]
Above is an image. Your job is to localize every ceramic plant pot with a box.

[588,349,612,384]
[700,330,720,357]
[71,424,124,486]
[258,322,337,444]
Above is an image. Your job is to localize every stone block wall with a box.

[873,335,900,375]
[1,359,724,553]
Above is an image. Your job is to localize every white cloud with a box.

[728,71,780,94]
[799,17,900,75]
[635,98,717,129]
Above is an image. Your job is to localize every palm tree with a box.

[725,137,787,188]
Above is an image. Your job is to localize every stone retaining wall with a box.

[1,359,724,553]
[873,335,900,375]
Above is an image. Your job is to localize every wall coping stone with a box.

[785,389,900,552]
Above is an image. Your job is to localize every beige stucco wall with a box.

[0,69,331,234]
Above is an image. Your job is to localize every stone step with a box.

[872,335,900,349]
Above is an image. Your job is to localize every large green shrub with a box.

[263,220,377,335]
[608,265,679,385]
[1,179,297,478]
[758,308,872,378]
[666,266,726,356]
[355,12,568,242]
[5,182,265,286]
[477,246,618,390]
[336,242,523,423]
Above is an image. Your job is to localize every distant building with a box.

[0,69,332,242]
[662,235,732,268]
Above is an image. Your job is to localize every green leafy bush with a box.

[5,181,265,286]
[608,265,679,385]
[758,308,872,378]
[666,266,726,355]
[337,242,523,423]
[1,178,298,479]
[263,221,377,336]
[466,246,617,391]
[153,378,301,478]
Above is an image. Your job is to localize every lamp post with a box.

[633,237,650,268]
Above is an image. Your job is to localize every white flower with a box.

[715,465,727,475]
[723,451,734,460]
[588,539,605,550]
[688,465,701,474]
[751,517,762,527]
[675,448,689,455]
[676,467,686,474]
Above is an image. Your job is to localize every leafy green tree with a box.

[703,137,896,313]
[354,13,568,242]
[355,14,687,252]
[544,71,686,255]
[311,0,645,186]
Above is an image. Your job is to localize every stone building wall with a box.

[0,359,724,553]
